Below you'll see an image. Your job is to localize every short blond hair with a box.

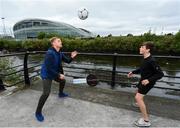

[49,37,60,45]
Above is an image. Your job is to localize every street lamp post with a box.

[1,17,7,36]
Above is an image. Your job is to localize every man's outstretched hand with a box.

[127,72,134,78]
[71,51,78,58]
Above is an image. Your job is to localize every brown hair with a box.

[142,41,154,52]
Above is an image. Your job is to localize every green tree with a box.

[37,32,46,39]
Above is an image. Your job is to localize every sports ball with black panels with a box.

[78,8,89,20]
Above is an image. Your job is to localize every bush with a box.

[0,57,21,86]
[0,31,180,55]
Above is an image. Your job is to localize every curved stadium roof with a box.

[13,18,94,39]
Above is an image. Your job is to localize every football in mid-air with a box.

[78,8,89,20]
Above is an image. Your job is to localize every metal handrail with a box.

[0,51,180,91]
[28,51,180,59]
[0,52,26,57]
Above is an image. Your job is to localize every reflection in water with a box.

[1,54,180,99]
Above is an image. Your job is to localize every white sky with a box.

[0,0,180,36]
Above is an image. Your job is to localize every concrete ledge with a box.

[31,80,180,121]
[0,88,180,127]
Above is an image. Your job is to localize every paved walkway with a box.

[0,89,180,127]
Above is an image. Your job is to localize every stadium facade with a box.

[13,18,94,39]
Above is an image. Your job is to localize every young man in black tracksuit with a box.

[128,42,164,127]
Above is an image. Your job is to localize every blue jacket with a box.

[41,47,73,80]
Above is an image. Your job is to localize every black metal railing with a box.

[0,51,180,91]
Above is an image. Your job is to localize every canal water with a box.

[1,53,180,100]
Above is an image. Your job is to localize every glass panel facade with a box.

[13,19,94,39]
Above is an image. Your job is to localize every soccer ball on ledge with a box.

[78,8,89,20]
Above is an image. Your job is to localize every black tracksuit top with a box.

[132,55,164,84]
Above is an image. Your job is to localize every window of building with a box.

[41,22,48,26]
[33,22,40,26]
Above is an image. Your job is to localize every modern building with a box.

[13,18,94,39]
[0,34,13,39]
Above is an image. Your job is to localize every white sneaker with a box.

[134,118,151,127]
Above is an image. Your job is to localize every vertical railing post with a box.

[24,51,30,86]
[0,78,6,91]
[111,53,117,89]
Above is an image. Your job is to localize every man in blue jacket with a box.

[35,37,78,122]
